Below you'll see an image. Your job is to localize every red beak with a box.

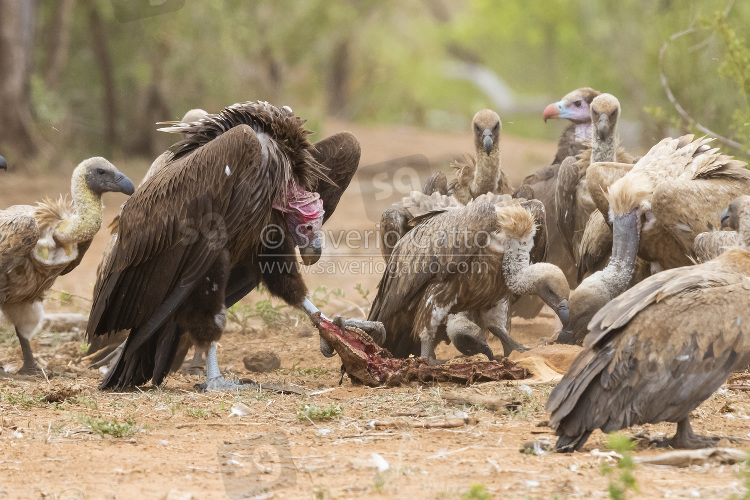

[543,103,560,122]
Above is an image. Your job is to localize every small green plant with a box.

[296,403,342,422]
[461,484,492,500]
[184,408,211,419]
[730,452,750,500]
[70,395,98,410]
[1,390,48,409]
[79,343,89,355]
[600,433,638,500]
[354,283,371,302]
[291,362,332,377]
[83,416,138,438]
[373,472,386,493]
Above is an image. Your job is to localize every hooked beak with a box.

[720,207,730,229]
[114,172,135,195]
[299,236,322,265]
[556,299,570,328]
[543,101,562,122]
[597,114,610,138]
[482,130,493,156]
[0,155,6,171]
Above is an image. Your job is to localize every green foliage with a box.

[184,408,211,419]
[0,390,48,409]
[296,402,343,422]
[461,484,492,500]
[730,452,750,500]
[354,283,371,302]
[600,433,638,500]
[82,416,138,438]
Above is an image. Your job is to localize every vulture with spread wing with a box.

[368,198,570,364]
[548,196,750,452]
[558,135,750,345]
[0,158,134,374]
[87,101,382,391]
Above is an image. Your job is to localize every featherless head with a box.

[472,109,501,156]
[543,87,601,123]
[495,204,536,241]
[590,93,620,139]
[76,157,135,196]
[606,174,652,217]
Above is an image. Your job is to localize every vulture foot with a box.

[319,337,336,358]
[653,419,721,449]
[488,326,529,358]
[16,332,44,376]
[179,347,206,376]
[194,376,258,393]
[333,316,386,345]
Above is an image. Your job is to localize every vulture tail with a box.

[555,431,592,453]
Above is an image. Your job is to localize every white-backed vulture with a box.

[547,196,750,452]
[367,199,570,364]
[381,109,510,260]
[0,158,134,374]
[86,101,383,391]
[555,94,634,267]
[694,229,741,263]
[559,136,750,345]
[511,88,601,319]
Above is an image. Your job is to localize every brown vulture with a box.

[511,87,601,319]
[86,101,383,391]
[0,158,134,374]
[367,197,570,364]
[548,196,750,452]
[554,93,634,268]
[558,135,750,346]
[381,109,510,260]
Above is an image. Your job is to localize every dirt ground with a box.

[1,122,749,500]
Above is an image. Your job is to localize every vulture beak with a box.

[482,129,493,156]
[114,172,135,195]
[597,114,610,138]
[299,236,322,265]
[543,101,562,122]
[0,155,6,171]
[720,207,730,229]
[556,299,570,328]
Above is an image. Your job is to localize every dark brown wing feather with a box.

[60,239,93,276]
[309,131,361,223]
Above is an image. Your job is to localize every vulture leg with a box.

[2,302,44,375]
[92,341,125,370]
[480,300,529,358]
[16,328,42,375]
[179,345,206,376]
[196,341,257,392]
[654,418,721,450]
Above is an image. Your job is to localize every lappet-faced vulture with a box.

[368,197,570,364]
[0,158,134,374]
[86,101,383,391]
[381,109,511,260]
[548,196,750,452]
[559,135,750,346]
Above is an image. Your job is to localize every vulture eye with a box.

[305,224,313,231]
[492,122,500,132]
[97,168,106,175]
[474,123,481,133]
[573,100,582,108]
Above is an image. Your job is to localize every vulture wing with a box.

[694,231,741,262]
[555,156,580,261]
[548,253,750,438]
[585,161,633,217]
[60,239,93,276]
[576,209,611,282]
[87,125,271,347]
[0,207,39,301]
[651,176,750,260]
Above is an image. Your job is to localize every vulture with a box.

[510,88,601,319]
[86,101,383,391]
[381,109,510,260]
[0,158,134,374]
[367,198,570,364]
[547,195,750,452]
[558,135,750,345]
[554,93,634,267]
[694,229,741,263]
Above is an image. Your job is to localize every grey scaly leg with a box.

[195,342,258,392]
[16,328,42,375]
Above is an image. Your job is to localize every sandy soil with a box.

[1,123,749,500]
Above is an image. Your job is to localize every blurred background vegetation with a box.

[0,0,748,170]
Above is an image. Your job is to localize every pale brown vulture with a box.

[548,196,750,452]
[368,198,570,364]
[381,109,510,260]
[87,101,383,391]
[558,135,750,345]
[554,93,634,267]
[0,158,134,374]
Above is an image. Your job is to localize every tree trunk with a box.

[45,0,75,90]
[85,0,117,153]
[0,0,38,156]
[326,38,352,119]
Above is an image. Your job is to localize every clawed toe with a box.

[195,376,259,393]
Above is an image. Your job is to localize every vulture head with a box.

[722,195,750,248]
[590,93,620,141]
[0,154,6,171]
[80,157,135,196]
[274,182,325,265]
[543,87,601,123]
[473,109,501,156]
